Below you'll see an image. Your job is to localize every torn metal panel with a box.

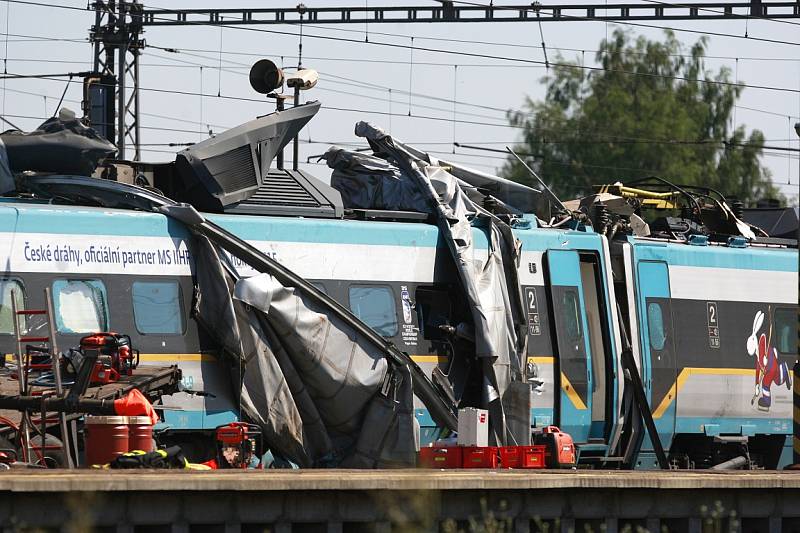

[194,243,417,467]
[399,141,544,215]
[348,122,531,446]
[17,175,452,467]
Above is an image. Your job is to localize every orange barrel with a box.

[85,415,129,466]
[128,416,155,453]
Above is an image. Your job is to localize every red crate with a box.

[520,445,546,469]
[461,446,498,468]
[499,445,546,469]
[418,446,462,469]
[499,446,521,468]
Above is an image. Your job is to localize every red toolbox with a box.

[499,445,546,469]
[418,446,462,469]
[462,446,499,468]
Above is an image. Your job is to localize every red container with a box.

[85,415,129,466]
[499,446,546,469]
[461,446,498,468]
[128,416,155,453]
[499,446,521,468]
[418,446,462,469]
[520,445,546,468]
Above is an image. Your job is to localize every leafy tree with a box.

[501,29,780,206]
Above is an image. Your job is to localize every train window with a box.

[773,307,796,356]
[562,290,582,341]
[348,285,398,337]
[0,280,25,334]
[52,279,109,334]
[647,302,666,351]
[132,281,184,334]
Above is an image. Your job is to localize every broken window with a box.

[52,279,109,333]
[0,279,25,334]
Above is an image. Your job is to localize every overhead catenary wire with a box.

[11,0,800,49]
[145,47,800,121]
[152,41,800,65]
[5,0,800,160]
[3,2,796,184]
[7,0,800,95]
[0,84,233,130]
[6,73,795,152]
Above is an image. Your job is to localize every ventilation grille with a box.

[203,145,257,194]
[245,169,321,208]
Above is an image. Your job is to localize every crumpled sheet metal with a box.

[341,122,530,446]
[193,237,416,468]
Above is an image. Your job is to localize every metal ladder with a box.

[10,288,74,468]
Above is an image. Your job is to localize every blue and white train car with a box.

[0,103,796,468]
[614,236,798,468]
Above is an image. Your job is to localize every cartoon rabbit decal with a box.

[748,309,792,412]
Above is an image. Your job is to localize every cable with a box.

[144,46,800,120]
[17,0,794,94]
[446,0,800,46]
[0,111,225,135]
[8,73,797,159]
[635,0,800,28]
[156,42,800,65]
[1,83,233,130]
[146,47,800,123]
[3,32,86,43]
[9,73,796,150]
[138,18,800,94]
[10,0,800,50]
[9,0,800,98]
[146,48,523,119]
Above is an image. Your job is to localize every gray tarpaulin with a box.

[191,235,418,467]
[0,109,115,176]
[324,147,428,212]
[328,122,531,446]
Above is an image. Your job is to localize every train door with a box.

[579,253,615,441]
[635,260,676,451]
[546,249,593,443]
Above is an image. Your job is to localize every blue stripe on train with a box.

[1,203,443,247]
[158,409,239,430]
[632,239,797,272]
[674,415,792,436]
[0,203,193,238]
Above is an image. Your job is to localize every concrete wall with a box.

[1,470,799,533]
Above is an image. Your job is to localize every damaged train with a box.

[0,100,797,469]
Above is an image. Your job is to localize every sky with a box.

[1,0,798,203]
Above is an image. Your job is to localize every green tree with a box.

[501,29,780,206]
